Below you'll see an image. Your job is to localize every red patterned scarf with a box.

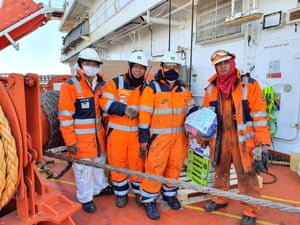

[216,59,237,99]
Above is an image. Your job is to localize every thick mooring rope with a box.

[40,91,65,149]
[0,105,18,210]
[44,151,300,215]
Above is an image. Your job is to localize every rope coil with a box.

[44,151,300,215]
[0,105,18,210]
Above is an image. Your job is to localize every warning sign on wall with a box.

[267,60,282,78]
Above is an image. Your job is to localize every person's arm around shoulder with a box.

[99,78,127,116]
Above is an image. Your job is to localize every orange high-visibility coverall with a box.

[58,71,106,158]
[58,70,110,203]
[202,72,271,217]
[139,80,195,202]
[99,74,144,196]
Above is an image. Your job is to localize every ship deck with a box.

[43,157,300,225]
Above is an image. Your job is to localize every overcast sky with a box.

[0,1,71,75]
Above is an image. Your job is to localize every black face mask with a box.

[164,69,179,81]
[128,74,144,87]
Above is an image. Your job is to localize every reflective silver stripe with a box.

[112,179,128,187]
[104,99,114,112]
[112,179,130,196]
[251,111,267,118]
[162,185,177,197]
[74,127,100,135]
[153,108,171,114]
[153,108,187,115]
[237,120,268,131]
[129,105,139,110]
[71,77,82,94]
[108,122,138,132]
[102,92,116,100]
[242,76,248,100]
[58,110,74,116]
[140,105,153,113]
[131,181,141,187]
[153,81,161,93]
[141,190,159,203]
[115,190,129,196]
[60,120,73,127]
[118,75,124,89]
[237,121,254,131]
[74,118,100,125]
[253,120,268,127]
[207,84,213,96]
[139,123,149,129]
[163,191,177,197]
[150,127,184,134]
[162,185,177,192]
[238,132,254,142]
[131,181,141,195]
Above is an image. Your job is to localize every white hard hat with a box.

[161,51,181,64]
[78,48,102,64]
[128,51,148,67]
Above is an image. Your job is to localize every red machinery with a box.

[0,0,49,50]
[0,0,80,224]
[0,74,80,224]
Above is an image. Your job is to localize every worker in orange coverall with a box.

[201,50,271,225]
[58,48,113,213]
[139,51,197,220]
[100,51,148,208]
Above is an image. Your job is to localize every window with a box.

[196,0,242,43]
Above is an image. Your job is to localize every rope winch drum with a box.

[0,105,18,210]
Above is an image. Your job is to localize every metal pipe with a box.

[168,0,171,51]
[162,1,192,18]
[252,0,256,9]
[231,0,235,18]
[141,15,181,26]
[4,33,19,50]
[189,0,195,88]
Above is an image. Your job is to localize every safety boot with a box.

[94,185,114,197]
[204,201,228,212]
[144,202,160,220]
[240,215,256,225]
[162,195,182,210]
[82,200,96,213]
[116,195,128,208]
[135,194,143,206]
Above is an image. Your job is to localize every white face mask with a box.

[83,65,101,77]
[167,79,176,86]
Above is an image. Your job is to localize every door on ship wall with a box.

[254,38,300,154]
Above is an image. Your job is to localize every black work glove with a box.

[252,145,269,176]
[67,144,78,155]
[125,107,138,119]
[261,148,269,172]
[139,142,148,158]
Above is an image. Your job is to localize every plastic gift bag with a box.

[184,107,217,140]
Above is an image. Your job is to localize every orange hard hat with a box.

[210,50,235,65]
